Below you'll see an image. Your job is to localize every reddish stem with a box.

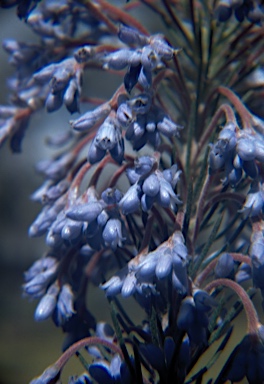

[85,250,104,278]
[96,0,150,36]
[73,131,97,157]
[193,103,236,162]
[195,252,252,287]
[109,162,132,188]
[67,162,92,203]
[205,278,259,334]
[54,336,123,372]
[109,83,126,109]
[89,155,115,187]
[79,0,118,34]
[218,86,253,129]
[202,191,245,215]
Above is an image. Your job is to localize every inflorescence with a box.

[1,0,264,383]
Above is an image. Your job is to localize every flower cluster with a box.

[33,57,83,113]
[216,0,264,23]
[120,156,182,213]
[102,231,188,298]
[1,0,264,383]
[103,25,175,92]
[208,122,264,187]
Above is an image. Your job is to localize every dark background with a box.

[0,8,66,383]
[0,5,143,383]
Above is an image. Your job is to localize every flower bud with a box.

[70,103,111,131]
[89,361,113,383]
[143,174,160,197]
[121,272,137,297]
[132,117,146,139]
[215,253,234,278]
[172,242,188,263]
[55,284,75,326]
[141,46,159,70]
[23,265,58,298]
[141,193,155,211]
[66,201,103,222]
[124,63,141,93]
[24,257,58,282]
[30,365,60,384]
[88,140,106,164]
[61,219,83,242]
[126,156,155,183]
[45,91,63,113]
[74,45,95,63]
[103,49,132,70]
[155,250,172,279]
[157,116,181,137]
[150,34,174,60]
[235,262,252,284]
[94,118,120,151]
[119,183,141,215]
[63,77,80,114]
[33,62,58,83]
[34,283,59,321]
[102,218,125,250]
[138,66,152,89]
[109,137,124,164]
[97,210,109,227]
[29,200,64,237]
[237,137,256,161]
[43,180,70,203]
[50,67,72,94]
[118,25,148,46]
[116,102,133,127]
[177,297,195,330]
[219,124,237,150]
[128,93,152,115]
[209,140,229,171]
[101,188,123,205]
[101,274,125,296]
[215,0,233,22]
[137,251,159,278]
[193,290,217,312]
[240,182,264,217]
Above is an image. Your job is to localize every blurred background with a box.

[0,8,66,384]
[0,5,147,383]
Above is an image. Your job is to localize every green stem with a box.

[190,212,223,278]
[192,173,212,244]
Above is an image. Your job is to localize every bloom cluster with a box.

[209,122,263,186]
[1,1,264,383]
[102,231,188,298]
[216,0,264,23]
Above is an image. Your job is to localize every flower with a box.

[215,329,264,383]
[1,1,264,383]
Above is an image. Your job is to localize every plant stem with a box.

[205,278,259,335]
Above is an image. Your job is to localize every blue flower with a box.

[215,328,264,383]
[89,354,131,384]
